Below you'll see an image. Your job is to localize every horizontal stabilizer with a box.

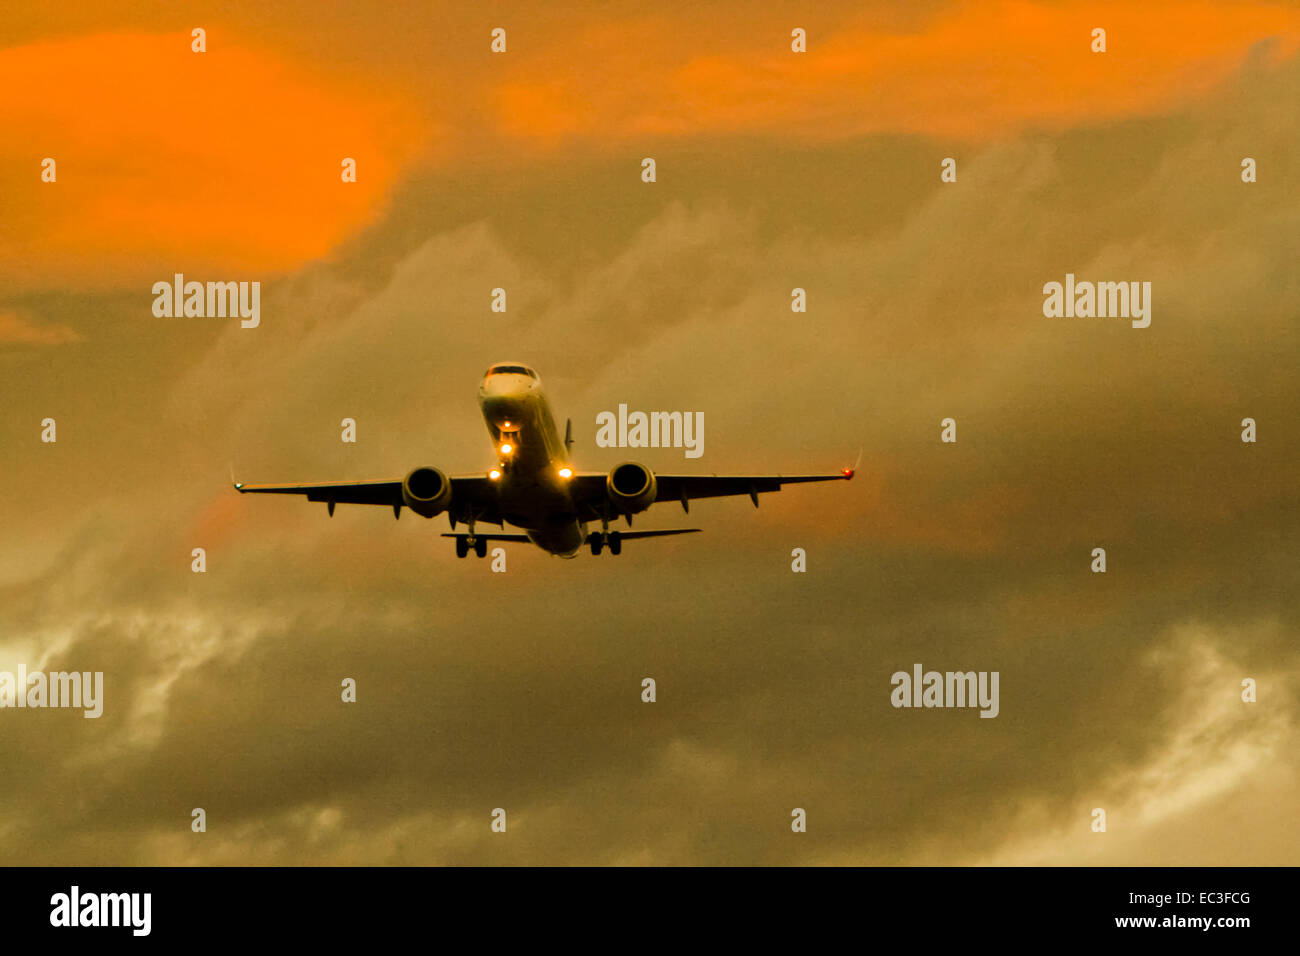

[440,533,532,542]
[588,529,702,541]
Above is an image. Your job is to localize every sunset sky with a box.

[1,0,1296,864]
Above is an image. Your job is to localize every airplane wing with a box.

[233,478,403,506]
[233,476,504,525]
[568,468,853,517]
[235,467,852,523]
[652,472,852,507]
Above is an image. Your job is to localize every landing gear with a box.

[588,531,622,555]
[456,517,487,558]
[590,513,621,555]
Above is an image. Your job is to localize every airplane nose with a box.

[481,373,534,397]
[480,375,524,426]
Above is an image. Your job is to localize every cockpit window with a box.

[487,364,537,378]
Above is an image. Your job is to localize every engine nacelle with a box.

[606,461,657,514]
[402,466,452,518]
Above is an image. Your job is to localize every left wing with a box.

[568,468,853,517]
[652,472,852,507]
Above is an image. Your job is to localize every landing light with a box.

[489,469,502,480]
[500,443,513,455]
[558,467,573,479]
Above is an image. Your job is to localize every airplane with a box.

[234,362,854,558]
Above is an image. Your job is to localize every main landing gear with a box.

[588,531,621,556]
[455,537,488,558]
[455,523,489,558]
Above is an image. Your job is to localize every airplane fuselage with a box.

[478,366,586,557]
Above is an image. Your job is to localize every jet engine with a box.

[606,461,656,514]
[402,466,452,518]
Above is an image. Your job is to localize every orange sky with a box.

[2,1,1297,286]
[0,31,428,286]
[495,1,1300,144]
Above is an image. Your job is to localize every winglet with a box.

[842,448,861,480]
[230,461,245,492]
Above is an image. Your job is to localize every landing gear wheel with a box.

[608,530,622,555]
[455,537,469,558]
[474,537,488,558]
[589,533,603,556]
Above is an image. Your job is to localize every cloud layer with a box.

[0,2,1296,865]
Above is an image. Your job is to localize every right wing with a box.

[233,478,403,506]
[234,476,503,525]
